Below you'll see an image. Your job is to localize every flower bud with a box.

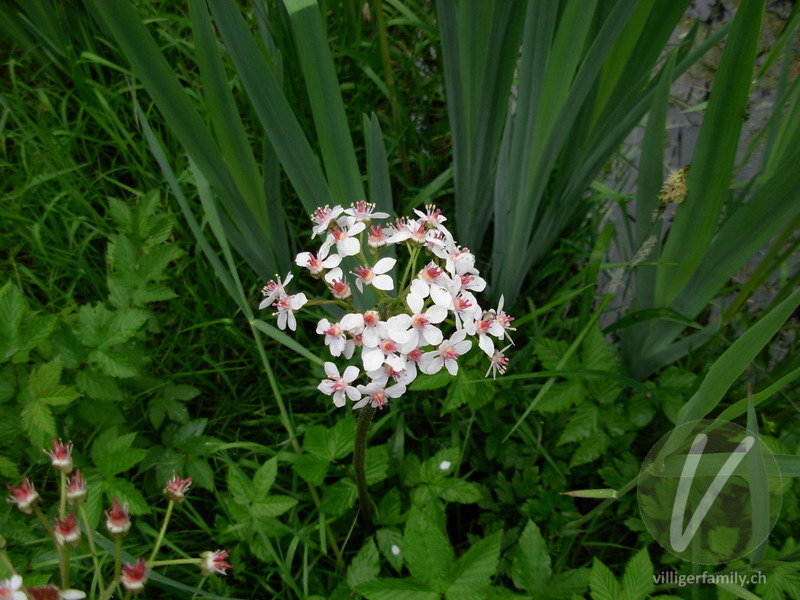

[199,549,233,576]
[163,472,192,504]
[66,470,87,506]
[106,497,131,538]
[121,559,148,594]
[44,439,73,474]
[6,477,41,515]
[55,511,81,547]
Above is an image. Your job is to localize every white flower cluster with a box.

[259,201,514,411]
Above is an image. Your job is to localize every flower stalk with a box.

[354,404,376,525]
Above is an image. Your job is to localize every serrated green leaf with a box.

[102,476,150,515]
[410,368,454,391]
[0,454,20,479]
[0,364,16,404]
[137,244,183,282]
[534,381,584,413]
[92,430,148,477]
[89,349,139,378]
[103,308,150,347]
[108,198,133,229]
[376,528,404,572]
[511,520,551,594]
[251,495,297,518]
[569,432,609,468]
[420,448,460,483]
[227,464,253,505]
[320,479,358,517]
[536,338,578,371]
[404,505,454,590]
[39,385,81,407]
[589,558,622,600]
[356,578,439,600]
[377,489,403,526]
[347,537,380,588]
[447,530,502,591]
[558,406,599,445]
[438,479,481,504]
[443,369,494,414]
[132,284,178,305]
[30,358,63,393]
[331,417,357,459]
[14,314,58,363]
[620,548,654,600]
[293,453,329,486]
[304,424,334,460]
[365,445,389,485]
[77,304,112,348]
[253,457,278,497]
[186,457,215,491]
[21,398,56,446]
[77,369,124,401]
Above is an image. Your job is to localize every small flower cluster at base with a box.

[4,441,232,599]
[259,202,515,411]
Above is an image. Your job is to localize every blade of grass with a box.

[746,390,770,565]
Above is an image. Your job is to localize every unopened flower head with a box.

[106,497,131,537]
[199,549,233,577]
[66,470,87,505]
[45,438,73,474]
[257,204,514,410]
[55,511,81,547]
[6,477,41,515]
[164,472,192,504]
[26,586,87,600]
[121,559,148,594]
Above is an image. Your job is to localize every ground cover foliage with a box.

[1,0,800,598]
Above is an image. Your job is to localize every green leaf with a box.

[331,417,357,459]
[409,368,454,391]
[0,364,16,404]
[403,505,454,590]
[320,479,358,517]
[620,548,654,600]
[102,476,150,515]
[376,528,404,572]
[347,537,380,588]
[438,479,481,504]
[536,339,577,371]
[253,457,278,497]
[20,398,56,447]
[0,454,20,479]
[447,530,502,591]
[29,359,80,407]
[77,369,124,402]
[442,369,494,414]
[227,464,253,505]
[558,406,599,445]
[92,430,147,478]
[304,424,335,460]
[365,445,389,486]
[102,308,150,347]
[89,349,139,378]
[356,579,439,600]
[511,520,551,594]
[292,453,329,486]
[251,495,298,518]
[0,281,27,362]
[589,558,622,600]
[534,381,584,413]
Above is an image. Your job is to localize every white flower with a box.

[317,362,360,407]
[353,257,396,292]
[0,575,26,600]
[465,313,503,357]
[345,200,390,222]
[361,337,405,372]
[275,293,307,331]
[321,222,366,257]
[368,225,389,248]
[420,330,472,376]
[311,205,345,238]
[359,310,386,347]
[494,295,516,339]
[387,293,447,347]
[452,292,481,330]
[414,204,447,227]
[259,273,293,309]
[316,319,348,357]
[410,263,453,307]
[295,245,341,275]
[324,268,353,300]
[486,344,511,379]
[353,381,406,410]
